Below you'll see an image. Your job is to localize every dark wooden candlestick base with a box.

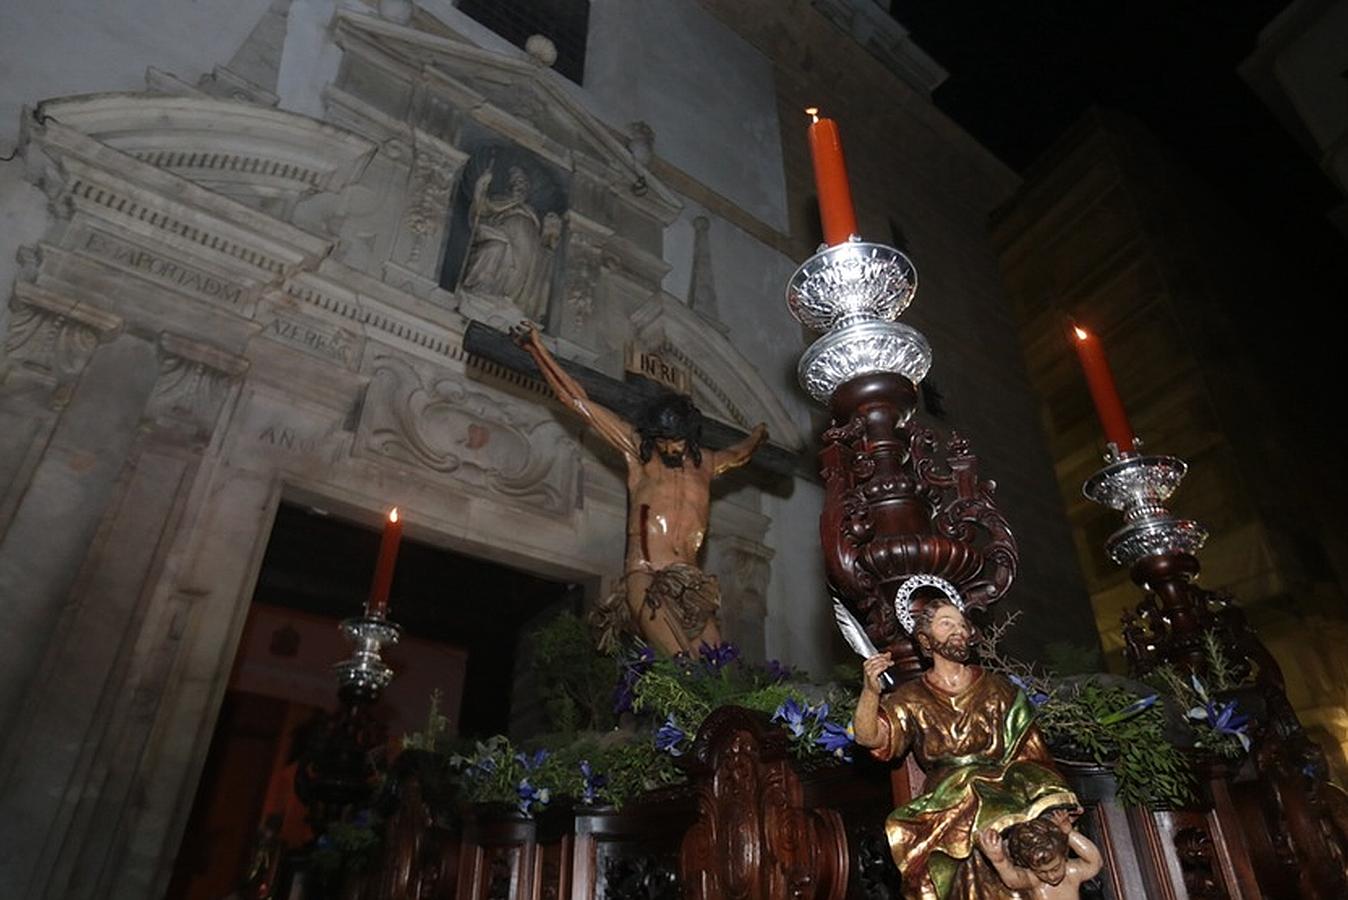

[818,372,1017,683]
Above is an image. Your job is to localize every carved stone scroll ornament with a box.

[146,333,249,440]
[359,354,579,514]
[403,145,456,266]
[562,231,605,330]
[680,707,848,900]
[4,288,122,404]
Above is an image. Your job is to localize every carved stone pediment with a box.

[36,94,376,203]
[356,352,580,514]
[631,296,805,451]
[331,12,681,225]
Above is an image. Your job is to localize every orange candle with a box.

[367,507,402,617]
[1071,324,1136,452]
[806,108,859,246]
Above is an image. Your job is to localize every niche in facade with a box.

[438,137,570,326]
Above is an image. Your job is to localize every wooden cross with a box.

[462,321,798,477]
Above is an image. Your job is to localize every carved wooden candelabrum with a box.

[1085,448,1348,898]
[1082,450,1217,675]
[786,241,1018,681]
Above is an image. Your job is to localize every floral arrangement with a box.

[1146,632,1254,758]
[976,613,1256,808]
[404,613,862,815]
[402,610,1259,819]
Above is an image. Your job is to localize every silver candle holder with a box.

[333,614,401,704]
[786,239,930,404]
[1083,452,1208,567]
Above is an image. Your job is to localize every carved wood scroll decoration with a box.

[680,707,848,900]
[818,373,1018,669]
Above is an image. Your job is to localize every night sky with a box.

[890,0,1347,438]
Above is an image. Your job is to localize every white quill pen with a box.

[831,594,896,691]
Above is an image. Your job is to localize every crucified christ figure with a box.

[513,323,768,657]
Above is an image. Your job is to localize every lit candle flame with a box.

[1073,326,1089,341]
[805,106,819,123]
[389,507,399,523]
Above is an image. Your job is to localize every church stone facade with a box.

[0,1,1094,896]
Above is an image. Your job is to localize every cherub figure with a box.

[978,809,1103,899]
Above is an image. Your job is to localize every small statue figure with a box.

[978,809,1103,898]
[853,578,1082,899]
[461,166,560,321]
[513,322,767,657]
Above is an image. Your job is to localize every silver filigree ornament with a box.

[333,615,401,703]
[894,573,966,635]
[1083,454,1209,566]
[798,319,932,404]
[786,242,918,331]
[785,238,931,405]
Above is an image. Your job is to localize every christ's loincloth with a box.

[589,563,721,653]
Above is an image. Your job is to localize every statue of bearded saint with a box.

[512,322,768,657]
[853,593,1087,900]
[460,165,561,321]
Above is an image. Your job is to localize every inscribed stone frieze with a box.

[257,308,361,370]
[228,388,350,470]
[72,226,248,307]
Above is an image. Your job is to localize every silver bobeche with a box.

[786,242,918,331]
[333,615,401,702]
[798,320,932,404]
[785,239,927,404]
[1083,454,1208,566]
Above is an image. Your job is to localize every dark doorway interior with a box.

[166,501,578,898]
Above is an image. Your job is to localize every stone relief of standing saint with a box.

[459,165,561,322]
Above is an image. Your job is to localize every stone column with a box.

[0,331,247,899]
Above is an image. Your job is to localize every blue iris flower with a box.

[1008,674,1050,708]
[817,721,855,762]
[514,748,549,771]
[1097,693,1158,726]
[699,641,740,673]
[655,714,688,756]
[772,697,808,738]
[1207,700,1252,750]
[516,779,550,815]
[764,659,792,683]
[579,759,608,804]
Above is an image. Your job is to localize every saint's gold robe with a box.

[871,668,1079,900]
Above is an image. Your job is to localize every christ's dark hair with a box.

[1006,817,1069,870]
[636,394,703,465]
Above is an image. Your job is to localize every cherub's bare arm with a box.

[711,423,768,476]
[513,324,637,457]
[1067,829,1103,882]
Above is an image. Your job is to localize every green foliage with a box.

[632,668,713,724]
[1035,679,1194,808]
[425,626,859,815]
[976,610,1194,809]
[1201,631,1242,692]
[309,817,382,880]
[1147,664,1251,759]
[402,689,451,753]
[530,612,622,734]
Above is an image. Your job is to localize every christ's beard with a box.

[659,451,685,469]
[932,635,970,663]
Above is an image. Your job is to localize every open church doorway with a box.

[165,500,582,899]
